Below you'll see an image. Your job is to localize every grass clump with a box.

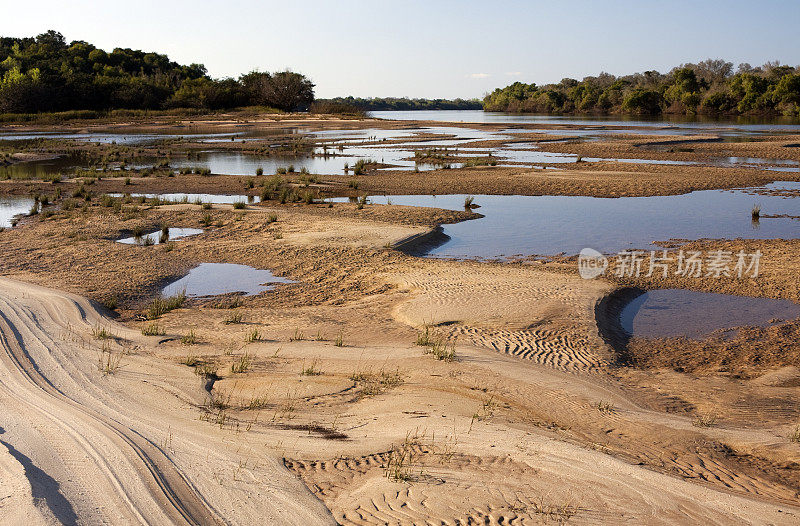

[415,325,433,346]
[231,352,252,373]
[245,328,261,343]
[789,425,800,443]
[195,363,218,378]
[751,204,761,219]
[351,367,404,397]
[102,296,118,311]
[352,158,376,175]
[425,336,457,362]
[300,358,322,376]
[182,355,199,367]
[92,325,115,340]
[232,200,246,209]
[415,326,455,361]
[181,329,197,345]
[692,413,717,428]
[596,400,615,414]
[146,292,186,320]
[141,322,165,336]
[224,312,243,324]
[97,344,122,375]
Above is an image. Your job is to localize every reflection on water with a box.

[370,110,800,131]
[111,193,260,205]
[0,155,85,179]
[0,130,245,145]
[0,197,33,228]
[3,117,797,178]
[117,227,203,245]
[162,263,293,297]
[334,182,800,258]
[620,289,800,338]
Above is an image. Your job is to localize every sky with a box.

[3,0,798,99]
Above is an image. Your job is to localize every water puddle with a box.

[0,155,86,179]
[619,289,800,339]
[112,193,260,205]
[334,182,800,258]
[0,197,34,228]
[117,227,203,245]
[162,263,293,297]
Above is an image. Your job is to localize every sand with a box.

[1,113,800,524]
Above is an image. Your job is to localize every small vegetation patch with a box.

[231,352,252,373]
[97,344,122,375]
[92,325,115,340]
[141,323,165,336]
[692,413,717,428]
[181,329,197,345]
[146,292,186,319]
[351,367,404,397]
[224,312,243,324]
[245,328,261,343]
[595,400,615,413]
[300,358,322,376]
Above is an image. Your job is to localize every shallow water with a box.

[0,155,86,179]
[370,110,800,132]
[335,182,800,258]
[162,263,293,297]
[166,146,449,175]
[0,130,242,145]
[111,193,260,205]
[117,227,203,245]
[0,197,33,228]
[619,289,800,338]
[4,121,796,177]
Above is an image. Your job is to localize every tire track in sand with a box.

[0,284,222,525]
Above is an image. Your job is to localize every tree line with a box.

[0,30,314,113]
[321,96,482,111]
[483,59,800,116]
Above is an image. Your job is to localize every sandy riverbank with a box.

[1,113,800,524]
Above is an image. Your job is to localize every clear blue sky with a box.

[3,0,798,99]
